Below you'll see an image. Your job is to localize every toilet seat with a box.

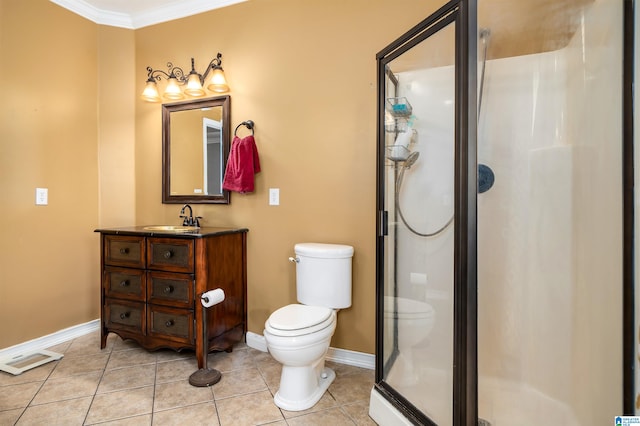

[265,304,335,337]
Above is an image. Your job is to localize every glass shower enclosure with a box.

[371,0,632,424]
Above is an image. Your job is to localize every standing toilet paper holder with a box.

[189,289,225,387]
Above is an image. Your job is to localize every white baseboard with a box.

[0,319,100,361]
[246,331,268,352]
[245,331,374,370]
[326,346,375,370]
[0,323,376,371]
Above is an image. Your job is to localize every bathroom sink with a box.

[142,225,199,232]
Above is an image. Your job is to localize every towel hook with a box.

[234,120,255,136]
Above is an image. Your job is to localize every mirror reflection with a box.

[162,96,231,204]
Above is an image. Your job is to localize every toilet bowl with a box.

[263,243,354,411]
[264,304,337,411]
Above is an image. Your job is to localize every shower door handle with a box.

[378,210,388,236]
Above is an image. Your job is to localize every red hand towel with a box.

[222,135,261,193]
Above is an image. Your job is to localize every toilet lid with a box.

[266,304,334,337]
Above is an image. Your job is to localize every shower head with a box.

[404,151,420,169]
[479,28,491,39]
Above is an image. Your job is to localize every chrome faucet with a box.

[179,204,201,227]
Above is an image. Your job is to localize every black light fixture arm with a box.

[145,53,224,86]
[199,52,224,85]
[145,62,187,83]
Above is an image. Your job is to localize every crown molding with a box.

[49,0,247,29]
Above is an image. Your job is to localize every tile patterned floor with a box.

[0,331,376,425]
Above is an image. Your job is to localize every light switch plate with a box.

[35,188,48,205]
[269,188,280,205]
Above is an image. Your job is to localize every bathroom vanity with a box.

[95,226,247,368]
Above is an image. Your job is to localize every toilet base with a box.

[273,366,336,411]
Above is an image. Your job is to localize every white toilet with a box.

[263,242,354,411]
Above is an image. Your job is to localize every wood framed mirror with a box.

[162,95,231,204]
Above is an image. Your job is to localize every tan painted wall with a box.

[0,0,101,347]
[0,0,433,353]
[134,0,440,353]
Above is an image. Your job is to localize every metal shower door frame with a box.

[374,0,478,424]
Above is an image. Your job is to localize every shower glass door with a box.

[374,2,476,424]
[476,0,626,423]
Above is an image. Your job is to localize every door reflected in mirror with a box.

[162,96,231,204]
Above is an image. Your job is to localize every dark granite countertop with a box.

[95,225,248,238]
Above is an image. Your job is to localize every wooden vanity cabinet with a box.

[96,227,248,368]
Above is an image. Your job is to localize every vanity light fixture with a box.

[141,53,229,103]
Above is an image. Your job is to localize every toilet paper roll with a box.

[201,289,225,308]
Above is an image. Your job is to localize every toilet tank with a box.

[294,243,354,309]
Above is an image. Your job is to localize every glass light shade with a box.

[207,68,229,93]
[184,73,206,97]
[163,77,184,100]
[141,80,161,102]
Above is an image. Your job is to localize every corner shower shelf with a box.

[386,97,413,117]
[385,117,409,133]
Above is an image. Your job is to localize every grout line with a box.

[82,334,115,426]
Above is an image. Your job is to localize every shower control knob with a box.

[288,256,300,263]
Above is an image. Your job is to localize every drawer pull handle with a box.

[119,248,129,255]
[165,320,174,327]
[163,285,174,294]
[120,280,130,287]
[120,312,130,320]
[163,250,173,259]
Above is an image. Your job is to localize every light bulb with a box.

[206,68,229,93]
[185,72,205,97]
[141,80,161,102]
[163,76,184,100]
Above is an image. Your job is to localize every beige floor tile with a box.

[207,347,255,372]
[16,396,92,426]
[155,357,198,384]
[286,407,356,425]
[85,385,154,424]
[342,401,377,425]
[97,364,156,394]
[328,367,375,405]
[151,401,219,425]
[112,337,146,352]
[4,334,374,424]
[0,407,23,425]
[63,331,114,358]
[89,414,152,425]
[215,390,284,426]
[45,340,72,354]
[0,361,56,386]
[49,353,110,379]
[256,361,281,393]
[212,367,268,400]
[280,391,339,418]
[106,348,157,370]
[154,379,215,412]
[154,348,194,363]
[31,371,101,405]
[0,381,43,411]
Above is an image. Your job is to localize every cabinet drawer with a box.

[105,300,145,334]
[148,306,194,344]
[147,238,194,273]
[104,267,146,301]
[147,271,194,308]
[104,235,145,268]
